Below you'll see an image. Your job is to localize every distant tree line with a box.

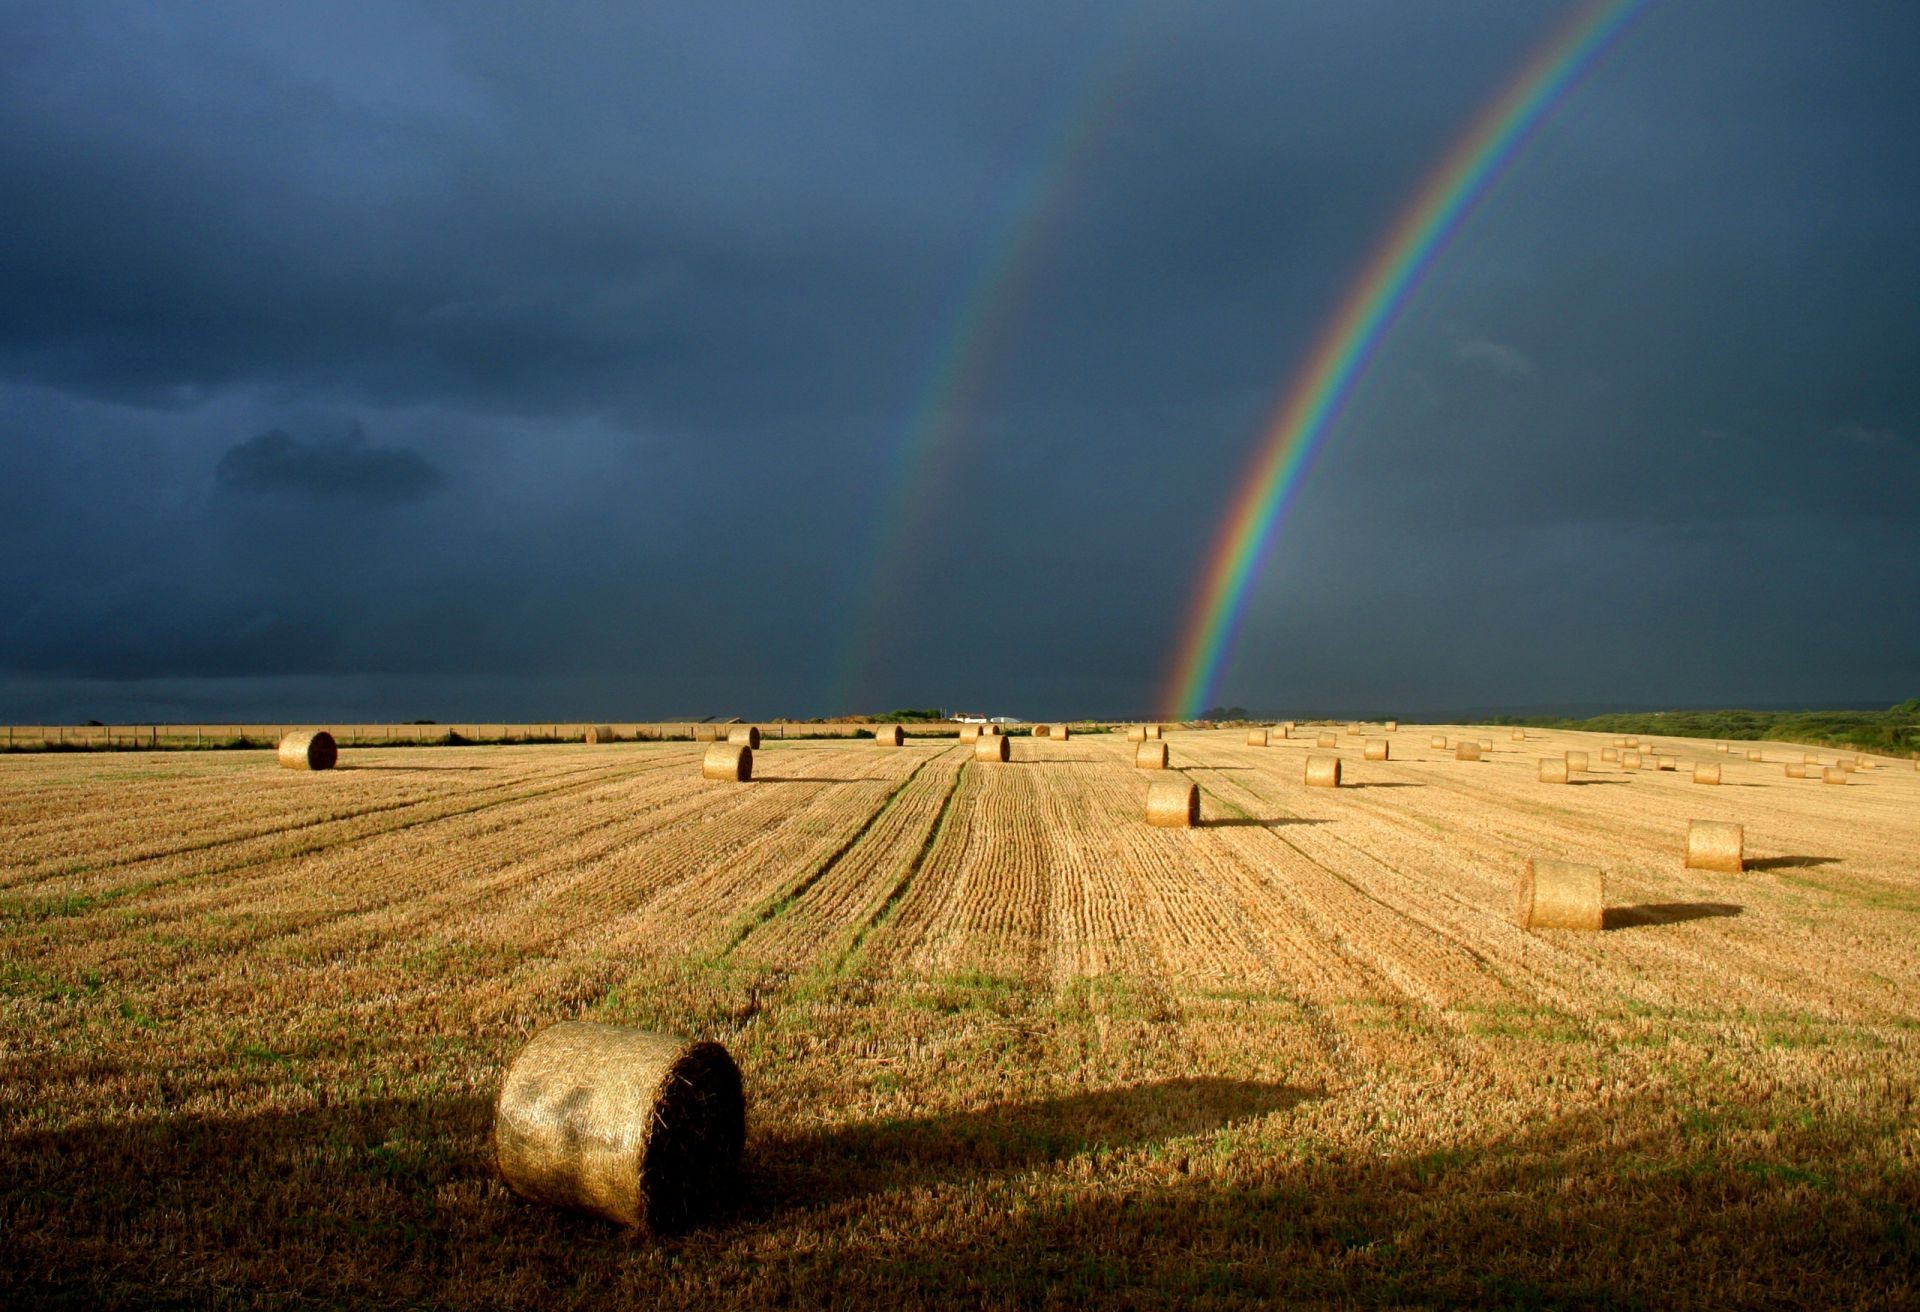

[1489,701,1919,756]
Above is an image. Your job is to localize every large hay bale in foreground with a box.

[975,733,1010,763]
[1822,766,1846,784]
[1455,741,1481,761]
[1686,820,1744,873]
[1515,859,1603,931]
[1565,750,1589,772]
[727,726,760,749]
[1316,732,1338,748]
[278,730,338,771]
[1693,763,1721,785]
[1305,755,1340,788]
[1052,724,1071,741]
[1538,758,1569,784]
[701,743,751,781]
[1126,725,1147,742]
[1247,729,1269,747]
[494,1022,744,1230]
[873,725,904,747]
[1146,778,1198,828]
[1135,741,1169,770]
[1364,738,1389,761]
[1430,735,1447,750]
[584,726,616,745]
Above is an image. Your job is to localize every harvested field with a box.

[3,726,1918,1308]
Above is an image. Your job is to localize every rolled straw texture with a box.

[1052,725,1071,740]
[1316,733,1338,748]
[1135,741,1169,770]
[1785,763,1805,778]
[1305,755,1340,788]
[1693,763,1721,785]
[1364,739,1389,761]
[1145,778,1199,828]
[584,726,616,745]
[873,725,904,747]
[1430,736,1448,750]
[1602,748,1619,762]
[1622,750,1643,770]
[701,744,751,781]
[277,730,337,771]
[1455,741,1481,761]
[1565,751,1589,771]
[1515,860,1604,931]
[1385,720,1399,733]
[1686,820,1744,873]
[1031,725,1051,739]
[1145,725,1163,740]
[1126,726,1147,742]
[1512,730,1527,741]
[1822,767,1846,784]
[727,726,760,749]
[975,734,1010,762]
[1745,749,1762,762]
[494,1022,744,1231]
[1538,758,1569,784]
[1247,729,1269,747]
[959,725,981,743]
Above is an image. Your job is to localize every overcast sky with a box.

[2,1,1915,722]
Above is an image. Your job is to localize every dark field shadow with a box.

[1343,781,1422,790]
[1604,902,1743,930]
[1183,765,1254,772]
[1747,855,1840,871]
[744,1078,1317,1220]
[751,776,858,785]
[340,764,494,772]
[1202,816,1328,828]
[1569,778,1629,786]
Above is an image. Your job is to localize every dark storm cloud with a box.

[0,1,1916,720]
[215,426,442,503]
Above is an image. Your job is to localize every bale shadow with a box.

[1343,781,1422,790]
[751,776,857,785]
[340,764,494,772]
[743,1078,1316,1220]
[1203,817,1328,829]
[1568,778,1629,785]
[1747,855,1839,871]
[1603,902,1743,930]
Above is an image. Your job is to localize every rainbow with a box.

[1161,0,1648,720]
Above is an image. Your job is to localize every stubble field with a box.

[2,727,1916,1307]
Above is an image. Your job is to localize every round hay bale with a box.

[1455,741,1481,762]
[1614,737,1629,748]
[1126,725,1147,742]
[1281,721,1296,737]
[873,725,904,747]
[1685,819,1744,873]
[1859,757,1877,770]
[1364,738,1389,761]
[1247,729,1269,747]
[1052,724,1071,741]
[1565,750,1589,772]
[1538,758,1569,784]
[585,726,616,745]
[1430,735,1447,750]
[1804,753,1819,765]
[1146,778,1199,828]
[1135,741,1169,770]
[1625,737,1641,749]
[1693,762,1721,785]
[1515,859,1604,931]
[1031,724,1051,738]
[493,1021,744,1230]
[1622,750,1643,770]
[1479,738,1494,752]
[1305,755,1340,788]
[1717,744,1730,753]
[1744,749,1762,763]
[1656,756,1677,771]
[1385,720,1399,733]
[701,743,751,782]
[1838,760,1855,773]
[1145,724,1163,740]
[975,733,1010,763]
[1785,763,1806,778]
[727,726,760,749]
[1346,722,1362,736]
[1316,732,1338,748]
[1512,729,1526,742]
[1822,766,1846,784]
[277,729,338,771]
[1602,747,1619,762]
[959,724,981,743]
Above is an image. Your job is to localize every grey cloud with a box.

[214,425,442,503]
[1455,339,1534,377]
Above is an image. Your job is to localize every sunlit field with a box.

[3,727,1916,1307]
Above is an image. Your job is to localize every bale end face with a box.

[1455,741,1481,761]
[494,1022,744,1231]
[1247,729,1269,747]
[1685,820,1744,873]
[701,743,751,781]
[1538,758,1569,784]
[277,730,338,771]
[1364,739,1389,761]
[1031,725,1051,739]
[874,725,904,747]
[1565,751,1590,772]
[1305,755,1340,788]
[1516,859,1604,931]
[975,734,1010,763]
[1135,741,1169,770]
[727,726,761,749]
[1693,763,1721,785]
[1145,778,1199,827]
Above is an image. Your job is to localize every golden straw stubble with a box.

[1685,819,1744,873]
[1145,778,1199,828]
[493,1022,745,1231]
[1515,859,1604,931]
[277,729,337,771]
[1538,758,1568,783]
[1305,755,1340,788]
[701,743,751,781]
[1135,741,1169,770]
[1364,738,1389,761]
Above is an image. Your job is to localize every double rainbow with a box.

[1161,0,1648,720]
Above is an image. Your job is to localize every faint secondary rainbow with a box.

[1161,0,1648,720]
[826,3,1176,711]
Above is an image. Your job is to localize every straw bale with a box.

[1146,778,1199,828]
[1052,724,1071,740]
[1135,741,1169,770]
[1455,741,1481,761]
[1145,724,1163,740]
[1822,767,1846,784]
[727,726,760,749]
[1685,819,1744,873]
[1717,744,1730,753]
[701,743,751,782]
[1512,729,1526,741]
[1364,738,1389,761]
[1430,735,1447,749]
[873,725,904,747]
[1347,722,1361,736]
[1538,758,1568,784]
[1744,749,1762,762]
[1031,725,1051,738]
[277,729,338,771]
[1859,757,1877,770]
[1479,739,1494,752]
[959,724,981,743]
[1514,859,1603,931]
[1656,756,1676,771]
[1126,726,1147,742]
[1305,754,1340,788]
[1625,737,1641,749]
[1693,763,1720,785]
[1622,750,1642,770]
[975,733,1010,762]
[1602,747,1619,762]
[1316,732,1338,748]
[1385,720,1398,733]
[1247,729,1269,747]
[1565,750,1589,771]
[584,726,616,745]
[1785,763,1806,778]
[494,1022,744,1230]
